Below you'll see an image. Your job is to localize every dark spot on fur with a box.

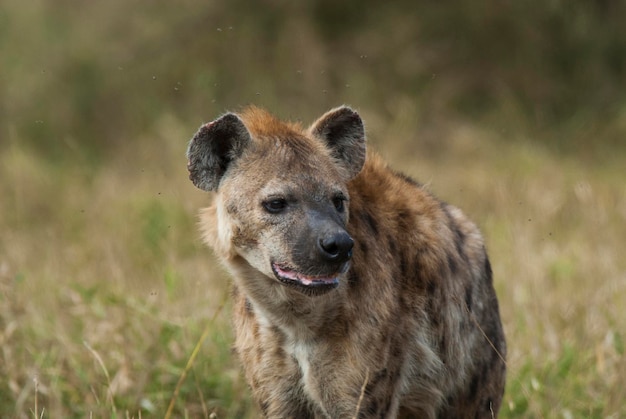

[468,373,480,400]
[254,344,265,364]
[381,398,392,416]
[395,209,413,231]
[259,399,272,413]
[427,278,436,295]
[359,240,369,255]
[430,304,441,329]
[269,325,285,347]
[399,252,409,278]
[490,345,500,364]
[461,318,470,332]
[365,399,379,415]
[361,210,379,236]
[244,298,253,314]
[450,220,463,243]
[226,202,238,214]
[348,270,359,286]
[321,307,351,339]
[436,258,449,281]
[447,252,459,275]
[480,361,491,386]
[392,345,402,358]
[396,209,410,222]
[426,284,436,317]
[259,401,269,415]
[389,238,397,254]
[250,375,261,390]
[465,287,473,312]
[482,313,505,359]
[363,368,388,399]
[484,255,493,285]
[231,284,240,299]
[359,368,398,417]
[232,226,258,248]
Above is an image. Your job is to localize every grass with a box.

[0,123,254,418]
[1,110,625,418]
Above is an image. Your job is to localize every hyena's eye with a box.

[332,195,346,213]
[263,198,288,214]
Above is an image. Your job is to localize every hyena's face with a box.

[187,106,366,296]
[219,150,353,296]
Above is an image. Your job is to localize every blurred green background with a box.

[4,0,626,160]
[1,0,625,417]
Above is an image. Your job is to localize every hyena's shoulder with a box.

[344,153,494,339]
[347,152,498,326]
[346,153,484,283]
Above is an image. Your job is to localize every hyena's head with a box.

[187,106,365,296]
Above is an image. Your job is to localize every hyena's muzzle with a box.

[271,206,354,296]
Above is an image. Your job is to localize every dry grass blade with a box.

[353,368,369,419]
[164,302,226,419]
[83,341,117,414]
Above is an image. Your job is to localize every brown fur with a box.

[187,106,506,418]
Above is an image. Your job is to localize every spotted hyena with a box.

[186,106,506,418]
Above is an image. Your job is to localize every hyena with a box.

[186,106,506,418]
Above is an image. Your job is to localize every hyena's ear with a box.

[309,106,366,180]
[186,113,251,191]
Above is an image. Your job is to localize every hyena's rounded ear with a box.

[309,106,366,180]
[186,113,251,191]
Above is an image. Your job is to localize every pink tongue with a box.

[275,265,336,285]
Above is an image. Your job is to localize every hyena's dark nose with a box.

[318,231,354,263]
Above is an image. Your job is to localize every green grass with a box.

[2,114,625,417]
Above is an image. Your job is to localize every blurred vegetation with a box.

[3,0,626,161]
[1,0,626,418]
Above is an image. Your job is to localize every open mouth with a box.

[271,262,340,295]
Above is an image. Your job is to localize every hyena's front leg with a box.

[310,362,404,419]
[352,368,403,419]
[233,302,313,418]
[248,368,312,419]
